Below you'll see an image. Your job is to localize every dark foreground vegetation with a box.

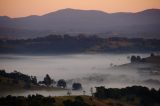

[0,94,55,106]
[0,35,160,54]
[0,86,160,106]
[0,95,91,106]
[95,86,160,106]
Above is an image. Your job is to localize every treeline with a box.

[130,53,156,63]
[0,34,160,54]
[95,86,160,106]
[39,75,82,90]
[0,70,82,90]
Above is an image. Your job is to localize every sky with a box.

[0,0,160,18]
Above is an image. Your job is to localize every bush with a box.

[57,79,66,88]
[72,83,82,90]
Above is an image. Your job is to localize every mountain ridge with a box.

[0,8,160,39]
[2,8,160,18]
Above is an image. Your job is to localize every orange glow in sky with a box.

[0,0,160,17]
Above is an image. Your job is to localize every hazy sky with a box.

[0,0,160,18]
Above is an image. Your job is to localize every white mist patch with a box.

[0,54,133,80]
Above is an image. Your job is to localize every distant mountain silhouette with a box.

[0,8,160,39]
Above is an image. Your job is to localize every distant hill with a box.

[112,55,160,76]
[144,55,160,64]
[0,8,160,39]
[0,35,160,54]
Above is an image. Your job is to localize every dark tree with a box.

[72,83,82,90]
[44,74,52,86]
[57,79,66,88]
[136,56,141,62]
[150,53,155,57]
[131,55,137,63]
[31,76,37,85]
[0,70,6,76]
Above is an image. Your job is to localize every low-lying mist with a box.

[0,53,159,90]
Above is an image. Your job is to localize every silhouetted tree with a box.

[72,83,82,90]
[57,79,66,88]
[131,55,141,63]
[44,74,52,86]
[0,70,6,76]
[31,76,37,85]
[150,53,155,57]
[131,55,137,63]
[137,56,141,62]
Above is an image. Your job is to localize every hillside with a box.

[0,70,64,93]
[111,55,160,83]
[0,8,160,39]
[115,55,160,70]
[144,55,160,64]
